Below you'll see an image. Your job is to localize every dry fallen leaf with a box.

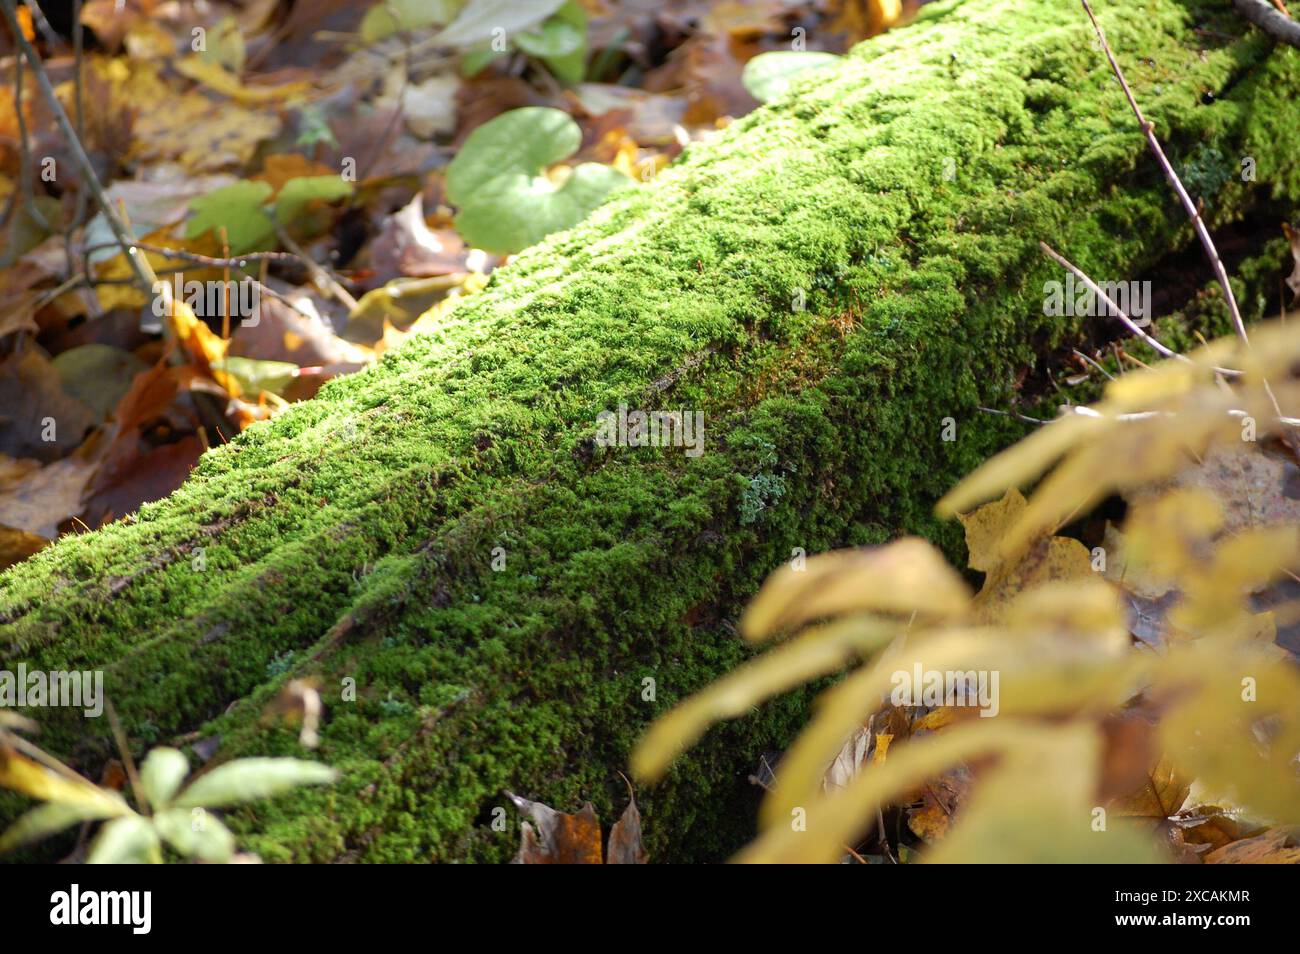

[959,488,1094,622]
[508,792,603,864]
[1112,757,1192,820]
[367,194,469,283]
[508,790,647,864]
[0,349,97,462]
[0,438,105,541]
[1205,827,1300,864]
[906,766,971,842]
[605,796,647,865]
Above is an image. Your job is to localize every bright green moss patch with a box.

[3,0,1300,862]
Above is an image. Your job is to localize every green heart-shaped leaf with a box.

[741,51,841,103]
[446,107,627,253]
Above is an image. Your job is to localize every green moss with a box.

[3,0,1300,862]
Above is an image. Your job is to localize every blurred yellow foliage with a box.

[633,322,1300,863]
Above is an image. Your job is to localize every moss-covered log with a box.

[4,0,1300,862]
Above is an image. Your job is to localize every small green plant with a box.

[185,176,353,255]
[361,0,589,84]
[0,718,335,863]
[265,649,297,679]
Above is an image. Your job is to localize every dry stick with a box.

[1081,1,1251,346]
[1233,0,1300,49]
[100,246,318,321]
[1,0,156,295]
[81,240,299,268]
[1073,348,1116,381]
[10,37,51,232]
[66,0,91,287]
[21,0,61,51]
[0,0,232,435]
[104,698,146,816]
[274,222,359,311]
[1039,242,1200,366]
[977,405,1054,426]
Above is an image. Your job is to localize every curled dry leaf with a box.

[605,797,647,865]
[508,792,603,864]
[367,194,469,283]
[1205,827,1300,864]
[508,791,646,864]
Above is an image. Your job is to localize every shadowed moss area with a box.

[3,0,1299,862]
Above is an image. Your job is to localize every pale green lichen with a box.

[3,0,1299,862]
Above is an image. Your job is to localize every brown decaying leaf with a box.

[508,793,603,864]
[1205,827,1300,864]
[1111,757,1191,820]
[77,362,211,529]
[1133,444,1300,537]
[0,436,105,540]
[0,350,96,462]
[509,791,646,864]
[0,261,50,340]
[906,766,971,842]
[366,194,469,284]
[1096,712,1157,802]
[605,797,647,865]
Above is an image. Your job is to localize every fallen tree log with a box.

[4,0,1300,862]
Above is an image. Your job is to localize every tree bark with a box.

[4,0,1300,861]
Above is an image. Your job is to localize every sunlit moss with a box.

[3,0,1298,862]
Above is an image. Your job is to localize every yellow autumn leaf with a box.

[0,747,130,819]
[738,537,971,643]
[758,624,995,829]
[175,56,312,105]
[630,617,895,783]
[740,719,1065,863]
[923,722,1165,864]
[958,489,1095,622]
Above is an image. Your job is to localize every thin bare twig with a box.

[1080,0,1250,347]
[0,0,156,296]
[66,0,90,287]
[977,405,1055,425]
[1039,242,1197,365]
[1073,348,1116,381]
[82,240,300,269]
[1080,0,1297,439]
[1232,0,1300,49]
[21,0,61,51]
[104,699,146,816]
[274,222,359,311]
[10,38,51,232]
